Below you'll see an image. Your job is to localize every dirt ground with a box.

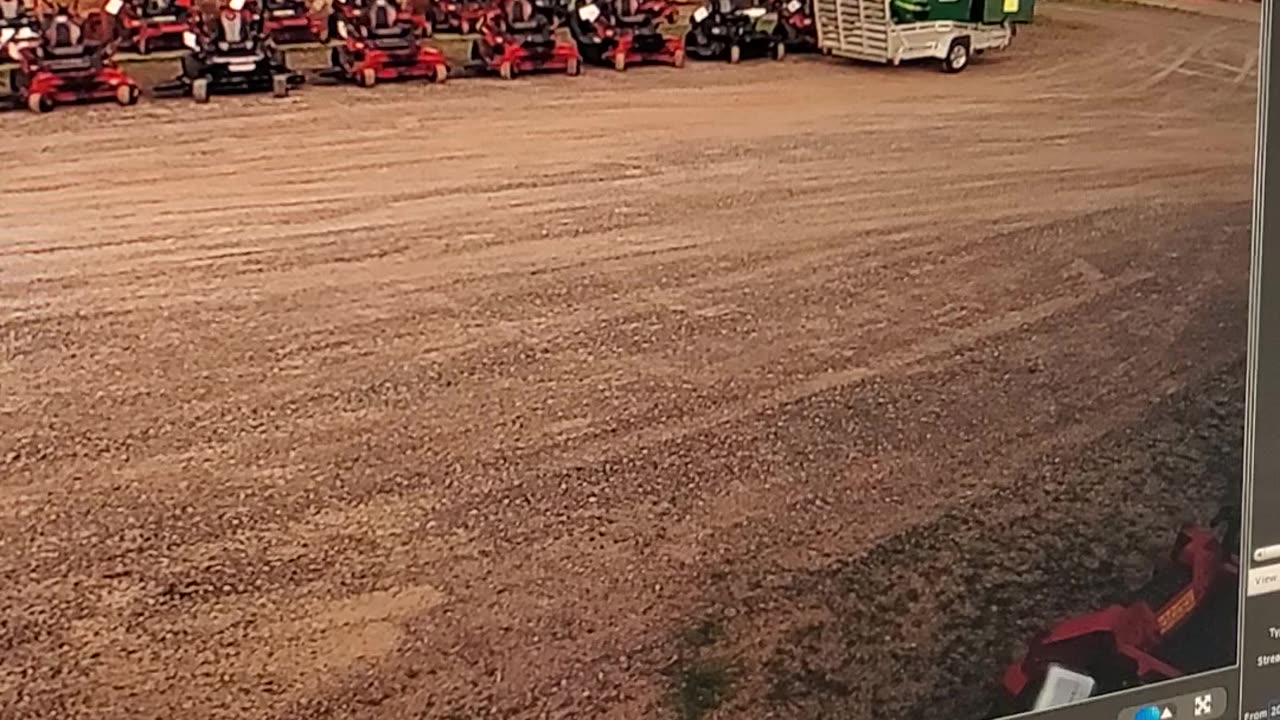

[0,1,1260,719]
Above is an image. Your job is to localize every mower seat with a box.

[365,23,414,49]
[45,42,90,57]
[40,46,96,71]
[370,23,411,37]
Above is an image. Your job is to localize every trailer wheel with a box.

[942,36,970,73]
[499,60,514,79]
[27,92,52,113]
[272,73,290,97]
[434,63,448,83]
[360,67,377,86]
[772,41,785,61]
[728,43,740,63]
[567,57,581,76]
[192,78,211,103]
[613,51,626,71]
[672,48,685,68]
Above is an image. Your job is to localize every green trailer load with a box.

[890,0,1033,23]
[816,0,1032,72]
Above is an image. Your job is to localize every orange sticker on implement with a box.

[1156,589,1197,634]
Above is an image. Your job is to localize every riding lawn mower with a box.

[153,0,302,102]
[470,0,580,78]
[106,0,190,53]
[770,0,813,52]
[325,0,448,85]
[11,2,140,112]
[1003,506,1240,712]
[684,0,783,63]
[568,0,683,71]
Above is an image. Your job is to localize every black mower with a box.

[158,0,302,102]
[684,0,782,63]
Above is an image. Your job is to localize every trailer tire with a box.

[192,77,211,103]
[272,73,290,97]
[728,43,740,63]
[672,48,685,67]
[942,35,970,73]
[360,67,377,86]
[434,63,448,82]
[499,60,514,79]
[772,41,785,60]
[567,57,581,76]
[613,51,626,71]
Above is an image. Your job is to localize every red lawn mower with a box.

[330,0,429,38]
[12,3,140,112]
[568,0,682,71]
[470,0,580,78]
[104,0,190,53]
[770,0,814,52]
[249,0,326,45]
[429,0,488,33]
[327,0,447,85]
[1003,506,1240,712]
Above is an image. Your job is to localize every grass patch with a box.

[671,659,734,720]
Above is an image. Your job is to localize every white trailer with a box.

[813,0,1016,72]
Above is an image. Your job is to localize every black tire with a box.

[942,35,970,73]
[27,92,52,113]
[181,53,203,79]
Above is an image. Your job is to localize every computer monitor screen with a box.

[0,0,1267,718]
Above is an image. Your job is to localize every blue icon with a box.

[1138,707,1163,720]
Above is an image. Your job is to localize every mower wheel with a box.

[192,78,211,103]
[728,44,740,64]
[116,84,139,106]
[360,67,377,86]
[567,57,581,76]
[613,52,626,71]
[434,63,449,82]
[773,41,786,61]
[272,74,290,97]
[499,61,514,79]
[27,92,52,113]
[672,49,685,68]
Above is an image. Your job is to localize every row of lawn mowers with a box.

[0,0,816,111]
